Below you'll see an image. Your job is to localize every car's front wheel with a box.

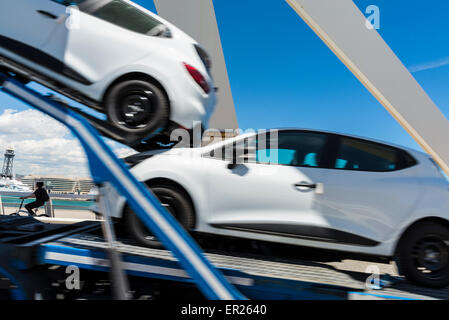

[396,222,449,288]
[124,185,195,248]
[105,79,169,138]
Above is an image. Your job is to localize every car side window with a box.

[334,137,404,172]
[204,131,328,168]
[90,0,162,35]
[253,131,328,167]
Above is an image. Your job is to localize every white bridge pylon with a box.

[153,0,239,131]
[286,0,449,176]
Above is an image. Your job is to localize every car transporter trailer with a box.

[1,69,449,300]
[1,0,449,301]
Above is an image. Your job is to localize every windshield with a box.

[92,0,165,36]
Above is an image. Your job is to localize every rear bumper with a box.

[169,85,217,130]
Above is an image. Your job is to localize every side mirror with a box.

[227,162,237,170]
[227,151,249,170]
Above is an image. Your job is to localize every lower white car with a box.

[0,0,216,139]
[113,129,449,288]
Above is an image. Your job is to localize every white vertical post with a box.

[98,183,131,300]
[0,194,4,215]
[44,197,54,217]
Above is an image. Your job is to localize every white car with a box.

[114,128,449,288]
[0,0,216,139]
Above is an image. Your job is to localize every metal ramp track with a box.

[39,234,449,300]
[0,216,101,246]
[58,235,363,289]
[37,234,365,298]
[359,283,449,301]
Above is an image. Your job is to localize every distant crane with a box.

[1,146,15,179]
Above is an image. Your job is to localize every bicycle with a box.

[9,198,49,217]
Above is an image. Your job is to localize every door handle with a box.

[37,10,58,19]
[294,182,317,189]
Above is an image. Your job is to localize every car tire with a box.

[395,222,449,288]
[124,185,195,248]
[105,79,169,138]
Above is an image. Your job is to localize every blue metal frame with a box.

[0,75,245,300]
[347,292,417,300]
[0,266,27,300]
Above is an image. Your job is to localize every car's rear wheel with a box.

[124,185,195,248]
[396,222,449,288]
[105,79,169,138]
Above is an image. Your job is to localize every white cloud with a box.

[0,108,134,178]
[0,108,69,138]
[409,56,449,73]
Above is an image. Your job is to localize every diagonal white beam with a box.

[153,0,238,130]
[286,0,449,175]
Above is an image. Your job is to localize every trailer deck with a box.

[1,215,448,300]
[38,233,449,300]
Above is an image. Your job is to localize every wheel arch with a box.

[394,216,449,256]
[145,177,197,227]
[122,177,198,229]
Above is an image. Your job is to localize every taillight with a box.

[184,63,210,94]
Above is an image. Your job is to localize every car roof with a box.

[123,0,197,43]
[200,127,428,158]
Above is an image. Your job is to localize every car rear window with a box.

[334,137,416,172]
[92,0,162,35]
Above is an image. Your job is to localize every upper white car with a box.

[113,128,449,288]
[0,0,216,139]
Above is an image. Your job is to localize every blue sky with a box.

[131,0,449,150]
[1,0,448,176]
[211,0,449,150]
[139,0,448,151]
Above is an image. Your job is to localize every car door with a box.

[204,130,335,241]
[0,0,65,56]
[319,135,422,245]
